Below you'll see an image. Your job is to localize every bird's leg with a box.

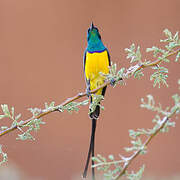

[86,79,91,97]
[110,78,116,86]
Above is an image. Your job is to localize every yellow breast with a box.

[85,50,110,94]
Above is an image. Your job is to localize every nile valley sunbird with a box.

[83,23,111,179]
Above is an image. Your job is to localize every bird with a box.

[83,22,111,179]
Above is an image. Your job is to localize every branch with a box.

[0,83,108,137]
[115,106,179,179]
[124,48,180,77]
[0,48,179,138]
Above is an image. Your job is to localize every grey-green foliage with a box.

[0,104,21,128]
[133,93,178,138]
[92,154,123,179]
[150,66,168,88]
[147,29,180,59]
[147,29,180,88]
[0,104,22,165]
[15,107,46,141]
[124,137,146,155]
[59,99,89,113]
[141,94,170,116]
[126,165,145,180]
[0,99,89,165]
[125,29,180,88]
[0,145,7,166]
[141,93,180,117]
[102,63,125,87]
[92,85,179,179]
[89,94,104,114]
[125,44,142,63]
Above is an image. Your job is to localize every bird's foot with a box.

[110,78,116,86]
[86,87,91,97]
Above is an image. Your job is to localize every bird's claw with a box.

[86,87,91,97]
[110,78,116,86]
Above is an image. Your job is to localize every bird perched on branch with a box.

[83,23,111,179]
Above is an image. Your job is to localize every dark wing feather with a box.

[106,48,111,66]
[83,50,88,82]
[101,48,111,96]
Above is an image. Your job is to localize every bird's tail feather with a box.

[82,118,97,179]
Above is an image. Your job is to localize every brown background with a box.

[0,0,180,179]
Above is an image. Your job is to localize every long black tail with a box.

[82,118,97,179]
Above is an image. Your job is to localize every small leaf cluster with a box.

[10,106,46,141]
[124,138,146,155]
[125,44,145,79]
[59,99,89,113]
[16,117,45,141]
[125,44,142,63]
[147,29,180,60]
[126,165,145,180]
[0,104,21,130]
[141,93,180,117]
[140,94,179,133]
[0,105,22,164]
[147,29,180,87]
[102,63,125,87]
[0,145,7,166]
[89,94,104,114]
[125,29,180,88]
[150,66,168,88]
[141,94,169,116]
[0,99,90,142]
[92,154,122,179]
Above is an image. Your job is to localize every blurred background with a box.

[0,0,180,179]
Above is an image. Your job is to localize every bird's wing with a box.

[106,48,111,66]
[83,50,89,86]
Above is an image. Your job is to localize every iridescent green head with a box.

[86,22,106,53]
